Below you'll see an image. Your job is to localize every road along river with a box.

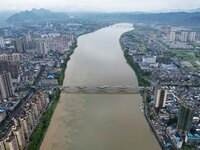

[41,24,160,150]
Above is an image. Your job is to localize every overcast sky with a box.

[0,0,200,12]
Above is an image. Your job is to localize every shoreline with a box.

[27,25,111,150]
[28,25,160,150]
[120,33,165,150]
[27,40,78,150]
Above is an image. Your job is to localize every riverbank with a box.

[58,40,77,85]
[120,32,164,150]
[27,40,77,150]
[143,93,166,150]
[27,25,111,149]
[27,89,61,150]
[40,24,160,150]
[120,38,151,87]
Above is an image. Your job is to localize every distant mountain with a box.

[7,8,69,24]
[71,11,200,27]
[0,11,18,21]
[6,8,200,27]
[189,8,200,12]
[127,12,200,26]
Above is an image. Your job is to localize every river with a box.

[41,24,160,150]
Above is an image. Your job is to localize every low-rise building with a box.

[142,56,157,63]
[0,108,7,123]
[185,133,200,145]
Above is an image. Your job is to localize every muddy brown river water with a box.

[40,24,161,150]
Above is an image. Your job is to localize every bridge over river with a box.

[58,85,150,94]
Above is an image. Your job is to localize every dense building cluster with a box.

[121,24,200,149]
[0,19,110,149]
[0,90,49,150]
[0,30,75,125]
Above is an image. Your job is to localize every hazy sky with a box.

[0,0,200,12]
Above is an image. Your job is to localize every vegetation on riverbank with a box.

[28,88,61,150]
[146,93,154,120]
[123,49,151,86]
[58,40,77,85]
[120,30,151,87]
[28,39,77,150]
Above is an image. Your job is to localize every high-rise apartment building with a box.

[0,54,8,61]
[31,102,39,121]
[11,53,22,62]
[161,26,171,34]
[169,32,176,42]
[12,126,26,150]
[19,116,30,140]
[180,32,188,42]
[14,37,29,53]
[0,72,14,99]
[177,103,194,132]
[188,32,196,42]
[154,87,167,113]
[13,38,23,53]
[4,135,19,150]
[37,42,48,55]
[0,54,22,63]
[26,31,32,42]
[27,111,34,130]
[0,37,4,48]
[0,140,5,150]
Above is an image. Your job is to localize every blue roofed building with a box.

[47,73,57,79]
[172,134,183,149]
[185,133,200,145]
[0,108,7,123]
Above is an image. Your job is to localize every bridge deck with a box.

[58,85,149,94]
